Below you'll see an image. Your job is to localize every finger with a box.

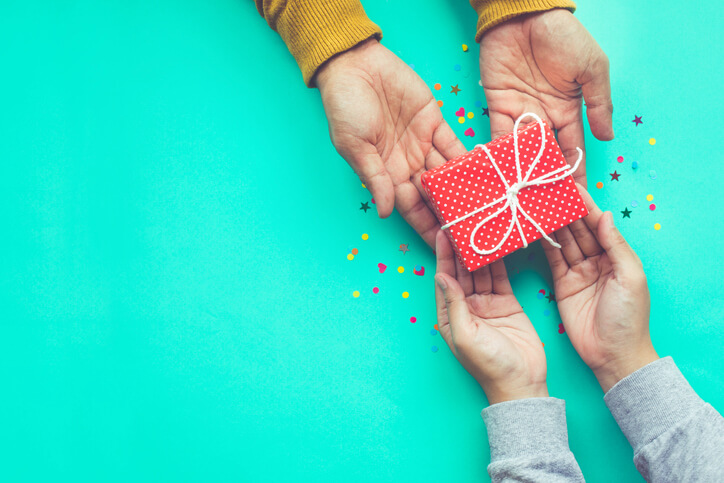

[576,182,605,234]
[395,181,440,248]
[488,110,514,141]
[568,219,603,258]
[473,264,493,295]
[490,259,512,295]
[435,231,457,349]
[554,226,585,267]
[579,51,614,141]
[435,273,471,339]
[455,257,475,297]
[542,232,569,279]
[348,151,395,218]
[432,119,466,164]
[556,120,587,188]
[597,211,641,275]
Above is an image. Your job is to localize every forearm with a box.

[482,397,584,482]
[469,0,576,42]
[254,0,381,86]
[605,357,724,481]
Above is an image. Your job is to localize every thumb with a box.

[434,273,470,337]
[597,211,639,274]
[580,51,614,141]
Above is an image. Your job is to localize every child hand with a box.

[543,185,658,392]
[434,231,548,405]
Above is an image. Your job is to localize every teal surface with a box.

[1,1,723,481]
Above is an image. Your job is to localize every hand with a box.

[315,39,466,248]
[434,230,547,404]
[543,185,658,392]
[479,9,614,187]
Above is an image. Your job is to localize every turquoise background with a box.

[1,0,722,481]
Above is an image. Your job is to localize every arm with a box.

[434,231,584,482]
[544,186,724,481]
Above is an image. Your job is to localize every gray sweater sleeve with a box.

[604,356,724,481]
[481,397,584,482]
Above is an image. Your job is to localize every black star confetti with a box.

[546,292,556,303]
[360,202,371,213]
[621,207,632,218]
[482,107,489,117]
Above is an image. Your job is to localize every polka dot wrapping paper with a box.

[421,120,588,272]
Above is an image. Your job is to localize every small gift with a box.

[421,113,588,272]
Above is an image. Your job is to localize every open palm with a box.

[316,39,465,247]
[480,9,614,187]
[435,231,546,404]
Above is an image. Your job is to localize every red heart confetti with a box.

[455,107,465,117]
[464,127,475,137]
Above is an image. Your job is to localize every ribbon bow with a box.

[441,112,582,256]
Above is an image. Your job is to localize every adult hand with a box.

[479,9,614,187]
[543,185,658,392]
[315,39,466,248]
[434,231,547,404]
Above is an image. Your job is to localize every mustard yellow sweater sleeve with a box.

[470,0,577,42]
[255,0,381,87]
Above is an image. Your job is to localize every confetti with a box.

[431,346,439,353]
[631,200,639,208]
[397,266,405,273]
[621,207,632,218]
[464,128,475,137]
[610,171,621,181]
[558,323,565,334]
[482,107,489,116]
[451,85,461,95]
[467,112,474,119]
[372,287,379,294]
[360,202,371,212]
[399,244,410,254]
[537,291,545,300]
[632,161,639,169]
[543,309,551,317]
[649,204,656,211]
[633,115,643,126]
[454,64,461,71]
[351,248,358,255]
[430,329,437,336]
[361,182,366,188]
[458,117,465,124]
[437,100,443,107]
[402,291,410,299]
[361,233,369,240]
[378,263,387,273]
[649,138,656,145]
[646,194,654,202]
[413,265,425,276]
[654,223,661,231]
[347,254,354,261]
[546,292,556,303]
[353,291,360,298]
[617,156,624,163]
[475,100,483,108]
[649,170,657,180]
[434,83,441,90]
[455,107,465,116]
[596,181,603,189]
[434,324,438,330]
[410,316,417,323]
[462,44,468,52]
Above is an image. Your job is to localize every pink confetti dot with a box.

[372,287,379,294]
[649,203,656,211]
[410,317,417,323]
[617,156,624,163]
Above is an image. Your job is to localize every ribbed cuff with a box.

[481,397,571,461]
[470,0,576,42]
[604,357,705,453]
[270,1,382,87]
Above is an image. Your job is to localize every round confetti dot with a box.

[434,83,441,90]
[467,112,474,119]
[596,181,603,189]
[352,291,360,298]
[631,200,639,208]
[397,266,404,273]
[402,291,410,299]
[351,248,358,255]
[437,100,443,107]
[646,194,654,202]
[434,324,438,330]
[410,317,417,323]
[654,223,661,231]
[649,138,656,145]
[537,292,544,300]
[475,100,482,108]
[649,170,657,180]
[431,346,439,353]
[361,233,369,240]
[458,116,465,124]
[347,254,354,261]
[617,156,624,163]
[543,309,551,317]
[430,329,437,336]
[361,182,366,188]
[454,64,461,71]
[462,44,468,52]
[632,161,639,169]
[649,203,656,211]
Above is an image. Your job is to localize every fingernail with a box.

[435,275,447,290]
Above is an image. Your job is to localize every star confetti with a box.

[450,85,461,95]
[482,107,489,117]
[621,207,632,218]
[360,202,371,212]
[546,292,556,303]
[610,171,621,181]
[399,244,410,255]
[632,115,643,126]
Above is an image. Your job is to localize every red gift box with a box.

[421,113,588,272]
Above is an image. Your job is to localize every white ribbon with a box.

[440,112,582,256]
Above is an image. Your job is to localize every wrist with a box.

[484,381,549,405]
[594,347,660,393]
[314,38,379,90]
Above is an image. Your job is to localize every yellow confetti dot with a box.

[596,181,603,189]
[353,291,360,298]
[402,291,410,299]
[458,117,465,124]
[462,44,468,52]
[467,112,474,119]
[649,138,656,145]
[361,233,369,240]
[361,182,366,188]
[347,254,354,261]
[646,194,654,202]
[654,223,661,231]
[437,100,443,107]
[397,266,404,273]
